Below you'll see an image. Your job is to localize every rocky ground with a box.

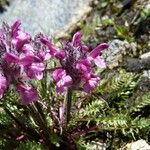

[80,0,150,68]
[0,0,94,36]
[78,0,150,91]
[77,0,150,149]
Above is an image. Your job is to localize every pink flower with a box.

[17,84,38,105]
[22,44,34,55]
[71,32,89,51]
[0,74,7,98]
[24,63,45,80]
[89,43,109,58]
[71,31,82,47]
[12,30,31,51]
[83,75,100,93]
[52,69,72,94]
[52,69,66,81]
[88,55,106,68]
[11,20,21,37]
[20,55,36,66]
[50,32,108,94]
[37,50,51,61]
[0,21,48,103]
[88,43,109,68]
[4,52,19,64]
[56,75,72,94]
[40,37,65,60]
[75,59,91,73]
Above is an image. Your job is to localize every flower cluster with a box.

[41,32,108,94]
[0,20,49,104]
[0,20,108,104]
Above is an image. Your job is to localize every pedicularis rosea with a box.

[0,20,49,104]
[0,20,108,105]
[0,20,109,149]
[41,32,108,94]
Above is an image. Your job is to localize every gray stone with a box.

[0,0,94,37]
[123,139,150,150]
[125,52,150,78]
[140,50,150,79]
[140,52,150,59]
[125,56,150,72]
[143,70,150,78]
[86,141,106,150]
[102,39,137,69]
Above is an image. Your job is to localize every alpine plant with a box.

[0,20,108,104]
[41,32,108,94]
[0,20,50,104]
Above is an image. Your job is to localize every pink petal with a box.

[63,75,72,85]
[34,72,44,80]
[20,55,41,66]
[56,75,72,87]
[76,63,88,72]
[29,63,45,71]
[40,37,56,55]
[89,43,109,58]
[11,20,21,30]
[94,56,106,68]
[11,20,21,37]
[0,75,7,98]
[12,31,31,51]
[54,50,65,60]
[40,37,52,48]
[25,63,45,80]
[76,59,91,72]
[56,75,72,94]
[72,32,82,47]
[83,76,100,93]
[52,69,66,81]
[41,37,65,59]
[20,56,34,66]
[4,52,19,63]
[17,84,38,105]
[22,44,34,55]
[43,52,51,60]
[0,75,7,87]
[81,44,89,51]
[38,51,51,61]
[16,31,30,41]
[81,73,91,81]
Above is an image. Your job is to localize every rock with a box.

[124,51,150,78]
[143,70,150,78]
[102,39,137,69]
[102,39,126,69]
[138,76,150,92]
[140,52,150,78]
[125,56,150,72]
[124,139,150,150]
[140,52,150,59]
[0,0,95,37]
[86,141,106,150]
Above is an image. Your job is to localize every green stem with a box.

[29,103,54,149]
[65,88,73,125]
[4,107,40,141]
[34,101,46,124]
